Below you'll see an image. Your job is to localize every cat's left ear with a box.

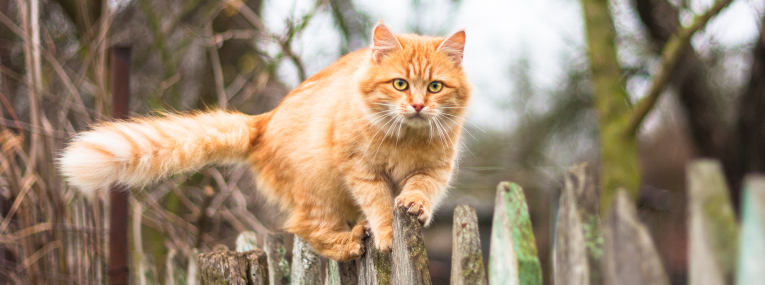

[437,30,466,67]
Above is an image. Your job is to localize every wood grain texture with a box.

[326,259,359,285]
[392,207,431,285]
[687,160,739,285]
[359,233,392,285]
[197,249,269,285]
[553,163,603,285]
[602,190,668,285]
[265,233,290,285]
[489,182,542,285]
[737,175,765,285]
[290,237,321,285]
[451,205,487,285]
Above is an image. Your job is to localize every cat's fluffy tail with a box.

[59,110,263,198]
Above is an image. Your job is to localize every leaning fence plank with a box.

[197,249,269,285]
[392,206,432,285]
[489,182,542,285]
[359,234,392,285]
[554,162,603,285]
[290,237,321,285]
[265,233,290,285]
[688,160,739,285]
[325,259,359,285]
[602,190,668,285]
[451,204,487,285]
[736,175,765,285]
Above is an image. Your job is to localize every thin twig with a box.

[0,175,36,234]
[206,22,228,109]
[627,0,736,136]
[194,186,215,248]
[17,241,62,272]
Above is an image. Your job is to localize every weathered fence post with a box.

[392,207,431,285]
[290,237,321,285]
[265,233,290,285]
[553,163,603,285]
[325,259,359,285]
[359,234,392,285]
[197,246,269,284]
[736,175,765,284]
[109,46,131,285]
[489,182,542,285]
[602,190,668,285]
[451,205,487,285]
[688,160,739,285]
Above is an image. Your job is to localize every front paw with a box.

[395,192,433,225]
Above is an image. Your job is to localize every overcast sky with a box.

[260,0,765,129]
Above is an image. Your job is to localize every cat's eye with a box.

[392,79,409,91]
[428,81,443,93]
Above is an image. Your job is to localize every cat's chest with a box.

[372,144,448,185]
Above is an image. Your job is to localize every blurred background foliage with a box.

[0,0,764,284]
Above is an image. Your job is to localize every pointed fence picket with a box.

[489,182,542,285]
[358,232,392,285]
[602,190,668,285]
[687,160,739,285]
[553,163,603,285]
[451,205,487,285]
[737,175,765,284]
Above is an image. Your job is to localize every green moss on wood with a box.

[583,215,604,259]
[490,182,542,284]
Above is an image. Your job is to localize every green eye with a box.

[392,79,409,91]
[428,81,443,93]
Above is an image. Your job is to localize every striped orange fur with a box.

[59,21,471,261]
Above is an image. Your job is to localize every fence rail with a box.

[197,159,765,284]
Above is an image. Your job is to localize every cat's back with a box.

[281,48,369,104]
[265,49,369,131]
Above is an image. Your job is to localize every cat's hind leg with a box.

[285,208,368,261]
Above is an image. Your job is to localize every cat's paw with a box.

[395,192,432,225]
[348,237,365,258]
[374,226,393,252]
[352,220,370,240]
[338,229,366,261]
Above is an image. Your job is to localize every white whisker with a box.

[363,114,398,157]
[432,116,447,149]
[441,113,486,133]
[440,115,476,158]
[435,117,456,150]
[373,116,402,160]
[440,114,478,142]
[428,119,434,146]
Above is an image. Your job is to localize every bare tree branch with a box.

[627,0,736,136]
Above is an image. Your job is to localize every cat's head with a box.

[359,21,471,135]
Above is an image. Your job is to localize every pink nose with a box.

[412,103,425,112]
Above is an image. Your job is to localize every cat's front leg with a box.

[396,168,451,226]
[345,175,395,251]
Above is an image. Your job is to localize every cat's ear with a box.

[370,21,401,63]
[437,30,466,67]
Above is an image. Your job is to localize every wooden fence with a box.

[197,159,763,284]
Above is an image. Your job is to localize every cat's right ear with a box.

[370,21,401,63]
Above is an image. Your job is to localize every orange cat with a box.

[60,22,470,261]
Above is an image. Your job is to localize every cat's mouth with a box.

[410,113,426,119]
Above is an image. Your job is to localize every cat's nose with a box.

[412,103,425,112]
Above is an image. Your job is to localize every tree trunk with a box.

[581,0,641,212]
